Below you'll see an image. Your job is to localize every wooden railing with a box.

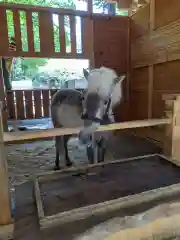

[6,89,84,120]
[0,3,92,59]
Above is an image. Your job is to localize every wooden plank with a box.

[147,0,155,119]
[34,179,44,219]
[3,118,171,143]
[131,19,180,67]
[33,90,42,118]
[0,223,13,240]
[131,3,150,40]
[148,66,153,118]
[155,0,180,29]
[69,15,76,56]
[13,10,22,52]
[42,90,50,117]
[38,154,158,183]
[81,17,94,67]
[0,8,9,55]
[58,15,66,55]
[40,182,180,229]
[6,92,16,119]
[15,90,25,119]
[39,10,54,55]
[130,67,149,91]
[26,10,35,53]
[0,102,12,225]
[24,90,33,119]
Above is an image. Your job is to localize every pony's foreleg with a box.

[86,144,94,164]
[63,135,73,167]
[97,137,107,163]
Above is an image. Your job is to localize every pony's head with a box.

[79,66,125,143]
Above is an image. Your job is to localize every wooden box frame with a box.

[34,153,180,230]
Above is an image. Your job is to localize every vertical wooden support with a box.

[0,61,8,132]
[148,0,155,118]
[69,15,76,56]
[82,17,94,68]
[0,8,9,55]
[0,102,11,225]
[164,96,180,161]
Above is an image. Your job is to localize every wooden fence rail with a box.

[0,3,92,59]
[6,89,84,120]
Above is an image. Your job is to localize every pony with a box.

[51,66,125,170]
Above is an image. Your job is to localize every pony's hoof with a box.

[54,165,60,171]
[66,161,73,167]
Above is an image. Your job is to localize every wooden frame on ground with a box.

[34,153,180,230]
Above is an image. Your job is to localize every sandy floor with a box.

[7,137,114,188]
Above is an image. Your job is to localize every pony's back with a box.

[51,89,84,128]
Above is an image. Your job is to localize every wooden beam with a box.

[147,0,155,118]
[3,118,171,143]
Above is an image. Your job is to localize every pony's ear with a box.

[114,75,126,84]
[83,68,89,80]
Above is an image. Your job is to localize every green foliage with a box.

[1,0,76,80]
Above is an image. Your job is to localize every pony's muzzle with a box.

[78,121,100,145]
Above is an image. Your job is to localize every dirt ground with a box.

[7,131,174,240]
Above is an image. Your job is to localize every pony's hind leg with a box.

[63,135,73,167]
[54,136,61,170]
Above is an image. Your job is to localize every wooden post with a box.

[148,0,155,118]
[164,96,180,161]
[0,59,8,132]
[0,102,11,226]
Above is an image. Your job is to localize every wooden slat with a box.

[6,92,16,119]
[50,89,57,99]
[0,8,9,55]
[3,119,171,143]
[39,10,54,56]
[42,90,50,117]
[69,15,76,55]
[82,17,94,67]
[15,90,25,119]
[24,90,33,119]
[26,10,35,53]
[58,15,66,55]
[33,90,42,118]
[13,10,22,52]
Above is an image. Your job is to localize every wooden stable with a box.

[1,0,180,238]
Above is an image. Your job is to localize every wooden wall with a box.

[94,16,129,121]
[130,0,180,121]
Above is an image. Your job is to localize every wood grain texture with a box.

[24,90,33,119]
[15,90,25,120]
[132,19,180,67]
[155,0,180,29]
[129,90,148,120]
[0,8,9,55]
[131,3,150,40]
[130,67,149,90]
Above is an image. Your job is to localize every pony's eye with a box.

[104,100,108,105]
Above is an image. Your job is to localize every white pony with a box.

[79,66,125,141]
[51,66,125,170]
